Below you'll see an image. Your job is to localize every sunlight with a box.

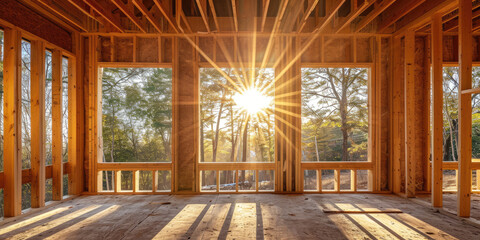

[233,88,272,115]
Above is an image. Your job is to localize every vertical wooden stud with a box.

[52,49,63,200]
[30,40,46,208]
[404,29,416,198]
[3,28,22,217]
[431,13,443,207]
[458,0,473,218]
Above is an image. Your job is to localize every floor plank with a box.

[1,194,479,240]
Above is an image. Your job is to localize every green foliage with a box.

[101,68,172,163]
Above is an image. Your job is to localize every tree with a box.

[302,68,368,162]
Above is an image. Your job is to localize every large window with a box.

[301,68,369,162]
[100,68,172,163]
[199,68,275,163]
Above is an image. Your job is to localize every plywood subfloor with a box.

[1,194,479,239]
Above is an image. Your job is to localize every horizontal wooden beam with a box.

[97,162,172,171]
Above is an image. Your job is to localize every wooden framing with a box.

[431,13,443,207]
[457,0,472,218]
[52,49,64,200]
[2,0,480,221]
[30,40,46,208]
[404,29,416,198]
[3,27,22,217]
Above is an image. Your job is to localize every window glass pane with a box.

[201,170,216,192]
[200,68,274,163]
[62,57,68,163]
[137,170,152,192]
[21,40,31,169]
[45,50,52,166]
[101,68,172,162]
[238,170,255,191]
[302,68,368,162]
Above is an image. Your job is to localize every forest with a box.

[100,67,173,192]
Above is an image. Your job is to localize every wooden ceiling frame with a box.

[153,0,180,33]
[208,0,220,31]
[82,0,125,33]
[393,0,458,37]
[111,0,147,33]
[35,0,88,32]
[377,0,426,33]
[297,0,320,33]
[195,0,210,32]
[132,0,163,33]
[231,0,239,32]
[68,0,111,30]
[261,0,271,32]
[315,0,346,33]
[334,0,374,33]
[355,0,396,33]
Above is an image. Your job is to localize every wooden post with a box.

[404,29,416,198]
[458,0,472,218]
[71,32,84,195]
[392,36,404,195]
[431,13,443,207]
[52,49,63,200]
[30,40,46,208]
[3,28,22,217]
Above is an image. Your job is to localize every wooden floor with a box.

[1,194,479,240]
[416,193,480,222]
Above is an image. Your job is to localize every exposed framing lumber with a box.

[231,0,239,32]
[35,0,89,32]
[208,0,220,31]
[394,0,457,36]
[334,0,374,33]
[3,28,22,217]
[261,0,270,32]
[111,0,147,33]
[431,13,443,208]
[52,49,64,200]
[196,0,211,32]
[355,0,396,33]
[297,0,320,33]
[83,0,125,33]
[377,0,426,33]
[30,40,46,208]
[457,0,473,218]
[315,0,346,33]
[132,0,163,33]
[443,7,480,32]
[404,29,416,198]
[153,0,180,33]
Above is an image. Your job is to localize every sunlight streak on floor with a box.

[44,205,120,239]
[0,206,71,236]
[2,205,102,239]
[153,204,207,239]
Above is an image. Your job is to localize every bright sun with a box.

[233,88,272,115]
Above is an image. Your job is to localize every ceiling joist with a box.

[111,0,147,33]
[153,0,179,33]
[297,0,320,33]
[377,0,426,33]
[132,0,163,33]
[82,0,125,32]
[355,0,396,33]
[334,0,374,33]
